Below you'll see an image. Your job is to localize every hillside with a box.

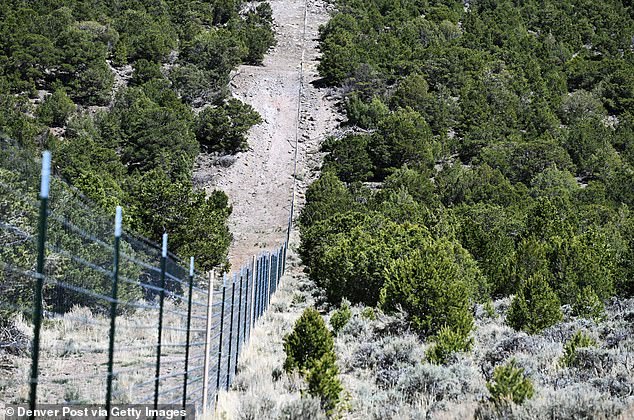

[0,0,278,272]
[3,0,634,418]
[217,0,634,418]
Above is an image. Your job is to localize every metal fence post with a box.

[106,206,123,419]
[182,257,196,416]
[283,241,287,275]
[202,270,215,414]
[255,256,262,321]
[243,266,250,341]
[266,253,273,309]
[259,255,265,319]
[270,254,275,296]
[235,271,243,375]
[226,278,236,390]
[29,151,51,419]
[278,246,283,285]
[215,282,226,398]
[153,233,168,415]
[250,256,257,330]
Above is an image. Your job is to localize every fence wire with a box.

[0,145,288,415]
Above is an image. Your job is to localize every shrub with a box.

[380,239,480,338]
[283,308,343,414]
[483,300,497,319]
[507,273,563,334]
[321,134,374,182]
[486,359,534,405]
[361,307,376,321]
[36,89,76,127]
[298,173,356,228]
[195,99,262,154]
[330,300,352,335]
[560,330,597,368]
[305,352,343,413]
[308,215,431,306]
[278,397,326,420]
[131,59,163,85]
[284,308,335,373]
[426,325,473,365]
[572,286,605,321]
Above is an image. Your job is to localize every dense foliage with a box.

[0,0,276,271]
[300,0,634,344]
[486,359,534,405]
[284,308,343,413]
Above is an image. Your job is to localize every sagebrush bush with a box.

[426,325,473,365]
[507,273,562,333]
[561,330,597,368]
[330,300,352,335]
[486,359,534,405]
[278,397,327,420]
[395,362,483,405]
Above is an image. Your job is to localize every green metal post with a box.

[106,206,123,419]
[243,267,250,339]
[215,283,226,398]
[254,257,261,322]
[29,151,51,419]
[153,233,168,416]
[226,279,235,390]
[235,272,243,375]
[182,257,195,417]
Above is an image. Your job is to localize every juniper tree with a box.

[507,273,563,334]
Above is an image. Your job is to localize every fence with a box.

[0,146,289,417]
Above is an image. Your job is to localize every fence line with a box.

[0,148,290,417]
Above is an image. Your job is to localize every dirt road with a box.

[194,0,339,270]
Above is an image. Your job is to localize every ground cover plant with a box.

[295,0,634,417]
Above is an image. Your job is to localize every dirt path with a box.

[194,0,339,270]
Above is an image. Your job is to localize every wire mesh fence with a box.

[0,146,288,416]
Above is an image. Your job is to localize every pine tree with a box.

[381,239,479,338]
[507,273,563,334]
[487,359,534,405]
[305,352,343,413]
[284,308,335,373]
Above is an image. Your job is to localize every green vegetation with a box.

[572,286,606,321]
[300,0,634,349]
[284,308,342,414]
[329,300,352,335]
[560,330,597,368]
[380,243,479,338]
[0,0,277,273]
[487,359,534,405]
[426,325,473,365]
[507,274,563,334]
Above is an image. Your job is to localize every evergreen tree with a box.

[284,308,335,373]
[381,239,480,338]
[507,273,563,334]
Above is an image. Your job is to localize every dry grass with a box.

[214,277,634,420]
[211,249,316,420]
[0,298,206,408]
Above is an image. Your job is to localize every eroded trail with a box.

[194,0,339,269]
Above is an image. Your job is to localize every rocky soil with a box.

[193,0,340,270]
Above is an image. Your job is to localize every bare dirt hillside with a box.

[194,0,339,270]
